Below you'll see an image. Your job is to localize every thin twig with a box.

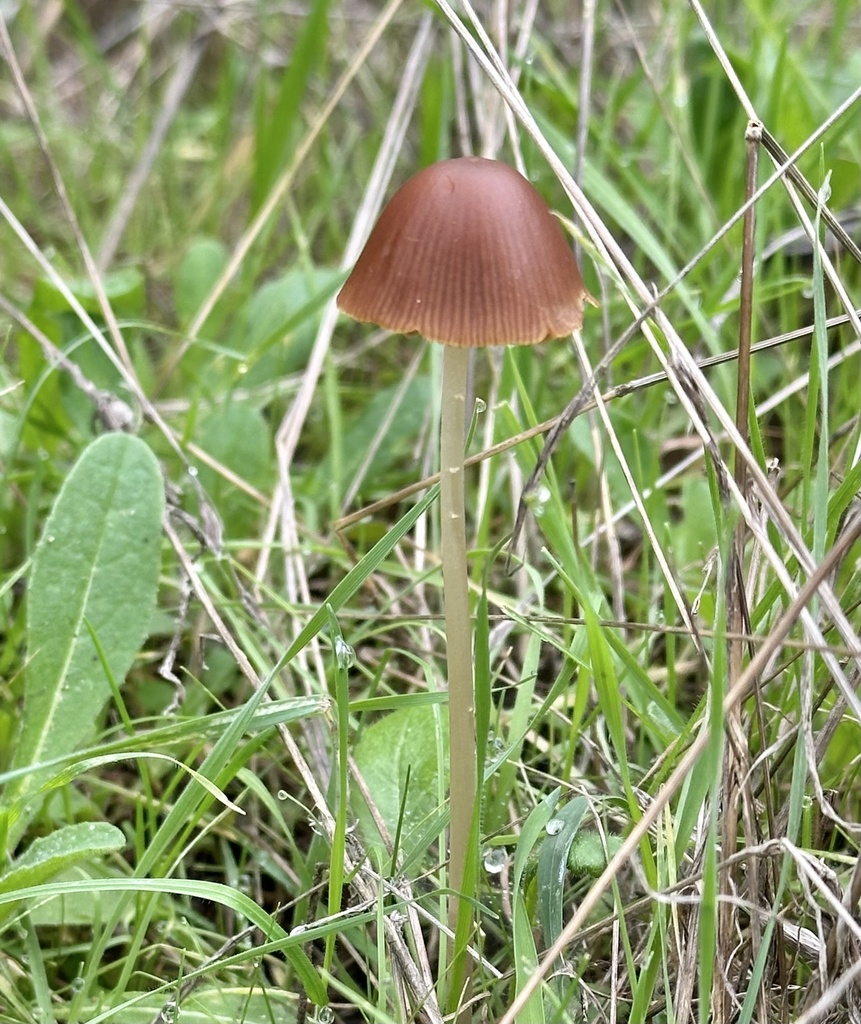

[717,117,761,1024]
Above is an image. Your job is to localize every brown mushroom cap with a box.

[337,156,591,347]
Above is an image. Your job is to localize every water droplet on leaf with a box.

[334,636,355,669]
[483,847,507,874]
[159,1001,178,1024]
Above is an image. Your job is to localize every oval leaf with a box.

[10,434,164,816]
[354,704,445,866]
[0,822,125,924]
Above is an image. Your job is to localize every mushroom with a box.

[337,155,591,1001]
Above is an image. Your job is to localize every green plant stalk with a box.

[324,604,350,974]
[440,344,476,1016]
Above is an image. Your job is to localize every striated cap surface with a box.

[337,157,591,347]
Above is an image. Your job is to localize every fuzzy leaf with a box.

[174,237,230,326]
[0,822,124,924]
[8,434,164,821]
[354,704,445,866]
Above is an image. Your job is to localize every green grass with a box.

[1,2,860,1023]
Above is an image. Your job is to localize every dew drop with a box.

[546,818,564,836]
[818,175,832,204]
[334,636,355,669]
[159,1001,178,1024]
[526,484,552,518]
[483,847,507,874]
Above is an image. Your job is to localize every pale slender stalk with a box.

[440,344,476,1015]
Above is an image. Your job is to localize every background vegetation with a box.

[1,1,860,1022]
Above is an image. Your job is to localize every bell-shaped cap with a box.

[337,157,591,347]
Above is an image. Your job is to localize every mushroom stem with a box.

[440,344,476,1005]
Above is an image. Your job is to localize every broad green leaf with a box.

[174,237,230,326]
[353,704,445,867]
[27,865,123,927]
[195,402,270,536]
[79,986,299,1024]
[0,822,124,924]
[229,266,342,385]
[8,433,164,825]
